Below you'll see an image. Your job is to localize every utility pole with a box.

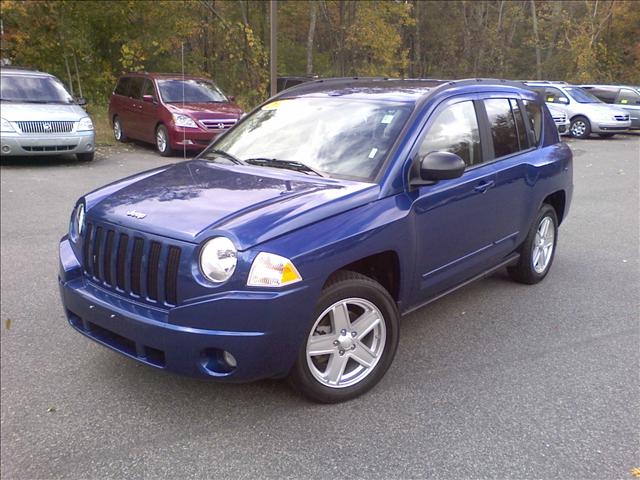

[270,0,277,97]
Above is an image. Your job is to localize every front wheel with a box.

[570,116,591,139]
[289,271,399,403]
[155,124,173,157]
[508,204,558,284]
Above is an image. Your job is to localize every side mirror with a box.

[228,95,236,102]
[414,151,466,185]
[76,97,87,106]
[142,94,155,103]
[558,97,569,105]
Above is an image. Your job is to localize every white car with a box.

[525,81,631,139]
[547,103,570,136]
[0,67,95,161]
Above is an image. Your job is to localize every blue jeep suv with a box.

[59,78,573,403]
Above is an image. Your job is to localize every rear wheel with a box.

[569,116,591,139]
[288,271,399,403]
[598,133,615,138]
[155,124,173,156]
[508,204,558,284]
[113,116,127,142]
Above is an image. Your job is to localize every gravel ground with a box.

[1,135,638,479]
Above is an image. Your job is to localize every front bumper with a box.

[593,120,631,133]
[58,237,317,381]
[555,120,570,136]
[0,131,95,156]
[168,127,219,150]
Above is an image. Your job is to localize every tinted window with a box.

[484,98,519,158]
[142,79,156,99]
[114,77,131,96]
[616,88,640,105]
[127,77,144,99]
[419,101,482,167]
[523,100,542,144]
[510,99,529,150]
[584,87,618,104]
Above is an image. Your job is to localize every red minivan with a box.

[108,73,244,156]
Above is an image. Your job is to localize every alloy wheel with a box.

[306,297,386,389]
[532,216,555,274]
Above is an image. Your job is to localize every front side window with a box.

[616,88,640,105]
[484,98,519,158]
[510,99,529,150]
[418,101,481,167]
[127,77,145,99]
[158,79,227,103]
[142,80,156,99]
[523,100,542,144]
[206,97,412,181]
[0,75,73,104]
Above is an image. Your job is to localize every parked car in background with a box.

[0,67,95,161]
[60,78,572,403]
[108,73,244,156]
[580,85,640,129]
[547,103,570,136]
[525,81,631,138]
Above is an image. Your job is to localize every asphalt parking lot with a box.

[1,135,638,479]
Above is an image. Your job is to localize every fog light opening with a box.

[1,145,10,154]
[201,348,237,376]
[86,144,93,151]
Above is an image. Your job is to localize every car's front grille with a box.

[200,118,238,131]
[17,121,75,134]
[552,114,567,123]
[22,144,77,152]
[82,222,182,306]
[614,115,630,121]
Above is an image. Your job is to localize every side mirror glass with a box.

[76,96,87,106]
[558,97,569,105]
[142,94,155,103]
[418,151,466,182]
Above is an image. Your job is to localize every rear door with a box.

[136,79,160,143]
[410,95,500,301]
[123,77,145,139]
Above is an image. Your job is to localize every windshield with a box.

[0,75,73,103]
[157,79,227,103]
[565,87,602,104]
[205,97,412,181]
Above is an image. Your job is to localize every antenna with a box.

[182,42,186,160]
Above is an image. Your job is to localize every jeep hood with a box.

[85,160,379,249]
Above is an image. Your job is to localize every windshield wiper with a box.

[245,158,326,177]
[205,149,247,165]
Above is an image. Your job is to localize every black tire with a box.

[76,152,94,162]
[113,116,127,142]
[598,133,615,138]
[508,204,559,285]
[288,270,400,403]
[569,115,591,139]
[155,124,173,156]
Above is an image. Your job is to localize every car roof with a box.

[119,72,215,81]
[580,84,639,90]
[0,67,53,77]
[277,77,534,104]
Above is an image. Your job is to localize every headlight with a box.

[70,203,85,240]
[247,252,302,287]
[173,114,198,128]
[200,237,237,283]
[1,117,15,132]
[77,116,94,131]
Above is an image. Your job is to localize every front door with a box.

[410,97,500,301]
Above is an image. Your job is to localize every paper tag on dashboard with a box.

[368,148,378,159]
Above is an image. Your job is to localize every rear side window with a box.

[585,87,619,104]
[523,100,542,144]
[114,77,131,96]
[616,88,640,105]
[484,98,519,158]
[531,87,568,104]
[419,101,482,167]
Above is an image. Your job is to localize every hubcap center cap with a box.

[337,334,354,350]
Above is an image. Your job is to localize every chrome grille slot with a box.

[200,118,238,131]
[614,115,629,121]
[16,121,75,134]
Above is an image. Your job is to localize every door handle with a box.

[474,180,495,193]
